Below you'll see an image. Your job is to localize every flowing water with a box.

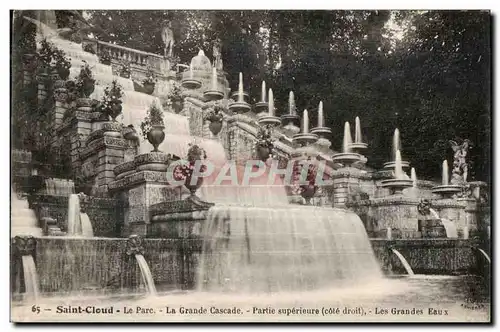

[354,116,362,143]
[16,16,490,323]
[11,189,43,237]
[428,208,458,239]
[477,249,491,264]
[29,17,224,163]
[67,194,94,237]
[342,122,352,153]
[21,255,40,301]
[442,160,449,185]
[43,178,75,196]
[441,219,458,238]
[198,205,382,293]
[11,275,490,322]
[392,128,402,161]
[391,249,415,276]
[135,254,157,296]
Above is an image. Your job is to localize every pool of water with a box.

[11,275,490,322]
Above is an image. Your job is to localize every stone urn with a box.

[300,185,317,205]
[143,82,155,95]
[208,120,223,136]
[109,102,123,121]
[123,125,139,141]
[185,173,204,196]
[57,66,70,81]
[82,78,95,98]
[256,145,271,162]
[147,125,165,152]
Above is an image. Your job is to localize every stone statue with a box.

[213,40,223,70]
[161,22,175,58]
[450,139,472,184]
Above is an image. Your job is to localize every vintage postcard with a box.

[10,10,491,323]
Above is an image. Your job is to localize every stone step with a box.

[11,198,29,210]
[11,208,37,220]
[11,226,43,237]
[11,216,39,228]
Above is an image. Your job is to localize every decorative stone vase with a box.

[300,185,317,205]
[82,78,95,98]
[185,173,204,196]
[208,120,223,136]
[57,67,70,80]
[143,82,155,95]
[123,126,139,141]
[147,125,165,152]
[256,145,271,162]
[109,102,123,121]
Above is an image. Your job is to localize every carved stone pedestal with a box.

[109,167,182,237]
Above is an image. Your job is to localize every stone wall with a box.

[370,239,489,275]
[28,194,124,237]
[11,237,200,294]
[11,237,489,296]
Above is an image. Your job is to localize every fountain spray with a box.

[268,89,275,117]
[238,72,244,103]
[355,116,362,143]
[411,167,417,188]
[318,101,324,128]
[342,122,353,153]
[289,91,296,116]
[395,150,404,180]
[442,160,449,185]
[261,81,266,103]
[302,110,310,134]
[393,128,401,161]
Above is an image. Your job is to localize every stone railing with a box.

[89,40,173,78]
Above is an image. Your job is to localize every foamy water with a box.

[11,276,490,322]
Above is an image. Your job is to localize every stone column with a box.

[331,169,361,208]
[52,80,69,130]
[67,98,94,176]
[108,152,179,236]
[369,197,420,239]
[22,54,37,87]
[82,132,128,196]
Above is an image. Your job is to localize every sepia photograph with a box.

[9,9,491,323]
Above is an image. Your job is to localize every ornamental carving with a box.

[134,152,172,165]
[450,139,472,185]
[13,235,36,256]
[102,122,123,133]
[125,235,144,256]
[149,196,214,216]
[53,88,68,102]
[113,161,136,176]
[417,199,431,216]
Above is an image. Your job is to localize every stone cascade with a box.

[19,15,490,242]
[11,190,43,237]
